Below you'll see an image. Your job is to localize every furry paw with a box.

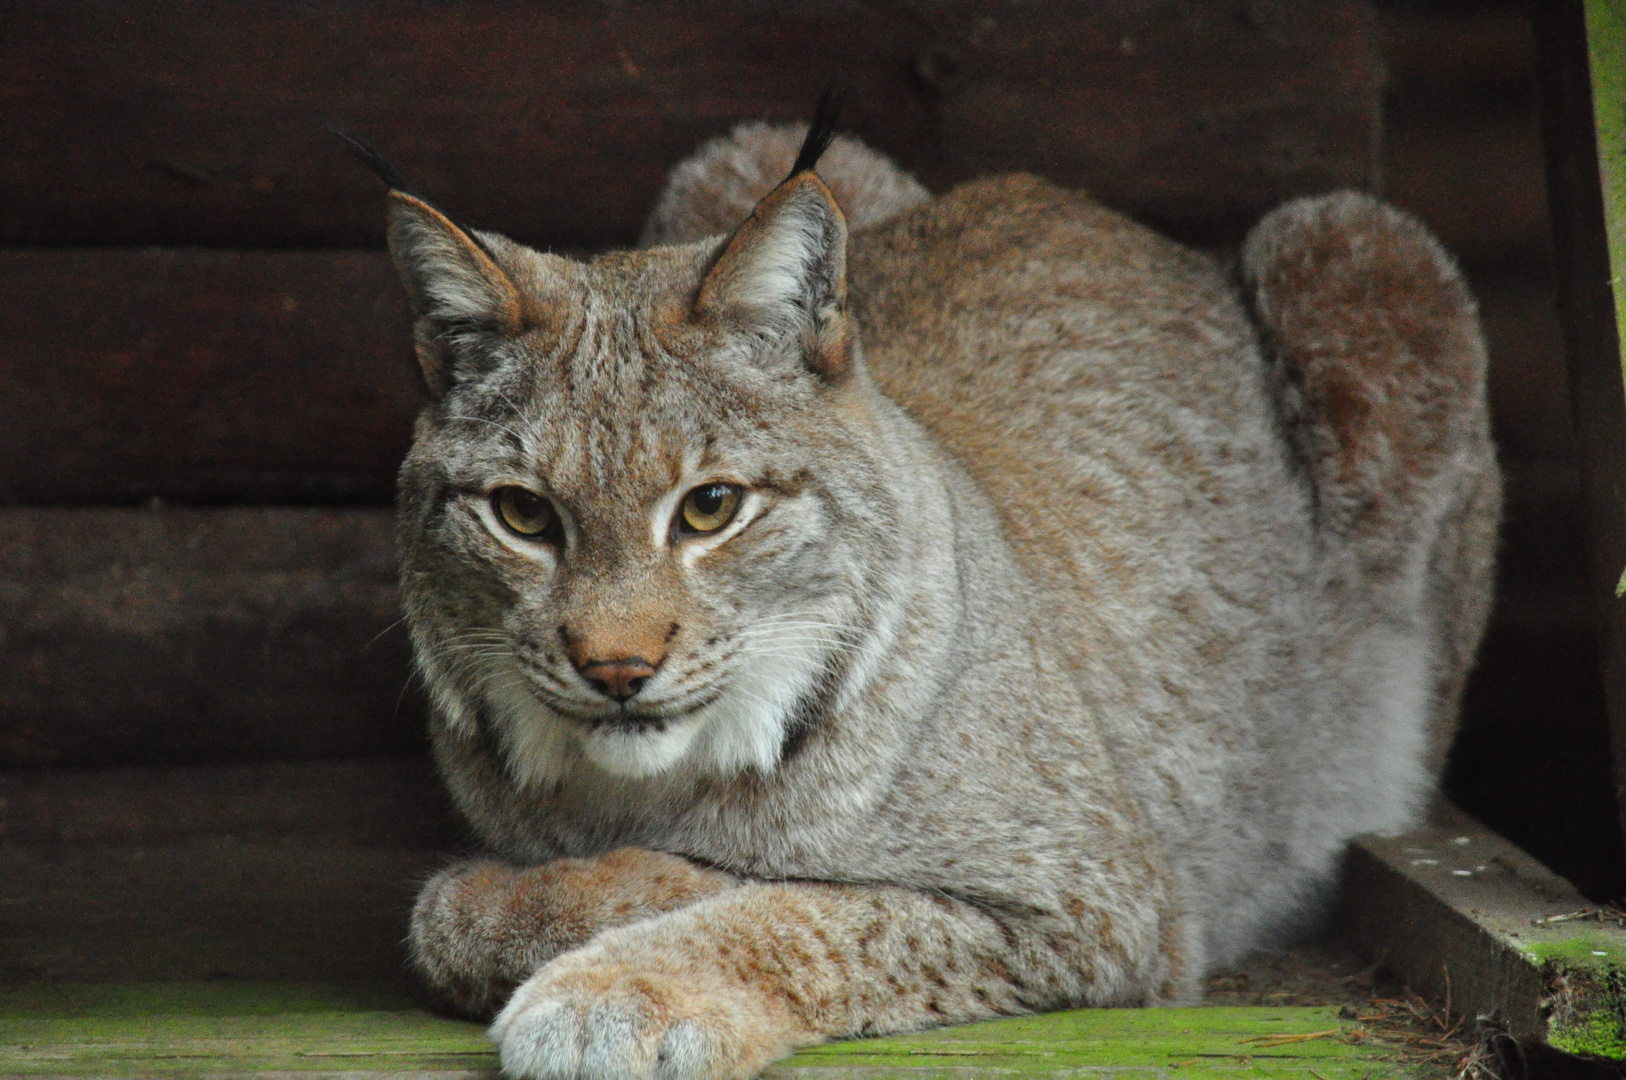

[412,852,741,1021]
[411,861,545,1018]
[490,959,788,1080]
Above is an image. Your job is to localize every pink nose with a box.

[577,658,657,701]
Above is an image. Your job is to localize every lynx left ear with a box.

[695,172,851,381]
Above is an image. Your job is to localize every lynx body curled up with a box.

[387,122,1498,1079]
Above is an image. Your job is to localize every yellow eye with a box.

[493,486,560,540]
[678,483,742,535]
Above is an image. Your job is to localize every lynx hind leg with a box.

[1241,191,1501,765]
[641,122,931,246]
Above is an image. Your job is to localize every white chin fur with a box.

[478,631,829,784]
[580,719,703,778]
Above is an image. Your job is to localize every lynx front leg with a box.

[410,848,739,1017]
[492,881,1177,1080]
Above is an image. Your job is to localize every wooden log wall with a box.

[0,0,1384,770]
[1,0,1619,908]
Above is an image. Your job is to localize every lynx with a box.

[374,104,1499,1080]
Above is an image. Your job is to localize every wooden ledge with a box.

[1343,801,1626,1058]
[0,984,1415,1079]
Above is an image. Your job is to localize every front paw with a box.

[410,861,544,1018]
[491,960,790,1080]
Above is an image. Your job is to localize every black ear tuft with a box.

[326,121,424,198]
[327,121,505,263]
[787,83,843,179]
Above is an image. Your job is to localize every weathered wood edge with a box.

[1342,801,1626,1057]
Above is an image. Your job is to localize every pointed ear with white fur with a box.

[386,192,528,397]
[695,173,851,381]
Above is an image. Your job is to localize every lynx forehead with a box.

[372,108,1498,1079]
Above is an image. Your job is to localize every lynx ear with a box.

[695,172,851,381]
[386,192,526,396]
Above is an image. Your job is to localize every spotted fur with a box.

[384,129,1498,1079]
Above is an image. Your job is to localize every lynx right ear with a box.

[386,192,526,397]
[694,173,852,381]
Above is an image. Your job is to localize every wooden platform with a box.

[0,984,1415,1079]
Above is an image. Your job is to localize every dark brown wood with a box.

[0,507,421,768]
[1,1,1380,250]
[0,759,461,849]
[0,250,419,504]
[1534,0,1626,868]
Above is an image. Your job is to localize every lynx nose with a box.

[576,657,658,702]
[561,621,674,702]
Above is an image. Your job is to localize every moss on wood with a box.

[0,983,1426,1078]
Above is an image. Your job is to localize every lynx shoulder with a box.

[371,114,1498,1078]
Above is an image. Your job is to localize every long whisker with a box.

[363,616,407,651]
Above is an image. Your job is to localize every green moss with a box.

[1543,959,1626,1062]
[780,1006,1413,1077]
[1550,1007,1626,1059]
[1586,0,1626,376]
[1525,933,1624,966]
[0,984,1422,1077]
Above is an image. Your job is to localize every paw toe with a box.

[494,997,583,1079]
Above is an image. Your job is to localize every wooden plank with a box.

[0,507,418,768]
[0,987,1413,1078]
[0,762,456,985]
[0,1,1380,250]
[1,843,441,986]
[1342,802,1626,1056]
[0,250,418,505]
[0,760,459,849]
[1535,0,1626,877]
[1376,6,1550,264]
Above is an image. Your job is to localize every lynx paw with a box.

[410,861,546,1018]
[490,960,782,1080]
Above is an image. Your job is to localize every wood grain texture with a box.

[1,0,1380,250]
[0,507,420,768]
[0,250,419,504]
[0,984,1404,1078]
[0,759,461,848]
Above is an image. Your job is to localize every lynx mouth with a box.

[581,710,669,735]
[573,689,725,734]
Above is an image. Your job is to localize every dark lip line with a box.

[531,688,726,731]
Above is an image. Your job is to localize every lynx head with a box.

[388,119,904,784]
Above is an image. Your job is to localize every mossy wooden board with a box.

[0,983,1418,1078]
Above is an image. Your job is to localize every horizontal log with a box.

[0,759,460,849]
[1,1,1380,249]
[0,507,419,768]
[0,249,418,504]
[1383,104,1552,265]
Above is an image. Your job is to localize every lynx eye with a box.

[677,483,743,536]
[492,486,561,541]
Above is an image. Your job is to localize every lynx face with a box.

[393,180,900,783]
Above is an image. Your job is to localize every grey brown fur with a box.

[382,123,1499,1079]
